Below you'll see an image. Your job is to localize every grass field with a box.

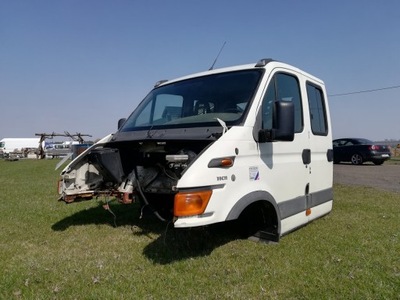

[388,157,400,165]
[0,159,399,299]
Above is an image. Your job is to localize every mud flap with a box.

[248,230,279,244]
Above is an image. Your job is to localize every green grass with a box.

[388,157,400,165]
[0,159,399,299]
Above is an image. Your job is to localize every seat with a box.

[194,101,210,115]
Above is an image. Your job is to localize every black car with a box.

[333,138,391,165]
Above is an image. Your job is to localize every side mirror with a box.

[258,101,294,142]
[118,118,126,130]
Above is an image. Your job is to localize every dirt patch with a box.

[333,163,400,194]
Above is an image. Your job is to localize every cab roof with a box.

[154,58,323,88]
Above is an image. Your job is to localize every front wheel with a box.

[351,153,363,165]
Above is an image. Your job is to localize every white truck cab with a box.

[58,59,333,241]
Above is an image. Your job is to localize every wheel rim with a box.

[351,154,362,165]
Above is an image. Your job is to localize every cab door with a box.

[305,82,333,221]
[258,70,311,233]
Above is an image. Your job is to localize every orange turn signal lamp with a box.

[174,190,212,217]
[208,156,235,168]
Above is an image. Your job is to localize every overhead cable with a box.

[329,85,400,97]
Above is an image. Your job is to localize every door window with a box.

[262,73,303,132]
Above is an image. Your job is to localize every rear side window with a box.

[306,83,328,136]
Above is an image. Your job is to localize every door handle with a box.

[302,149,311,165]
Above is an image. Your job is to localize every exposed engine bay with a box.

[59,139,213,220]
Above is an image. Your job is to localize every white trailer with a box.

[58,59,333,242]
[0,138,40,154]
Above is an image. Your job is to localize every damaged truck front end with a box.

[59,133,215,221]
[58,67,263,223]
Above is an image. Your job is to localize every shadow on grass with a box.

[142,221,243,264]
[52,202,244,263]
[51,202,146,231]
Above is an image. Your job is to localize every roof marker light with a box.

[255,58,273,67]
[154,80,168,87]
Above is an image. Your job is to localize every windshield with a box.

[120,69,263,131]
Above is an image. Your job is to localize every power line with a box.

[329,84,400,97]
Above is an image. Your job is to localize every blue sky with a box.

[1,1,399,141]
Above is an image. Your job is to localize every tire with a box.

[373,160,384,165]
[351,153,363,165]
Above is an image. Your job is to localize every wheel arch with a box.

[225,190,281,236]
